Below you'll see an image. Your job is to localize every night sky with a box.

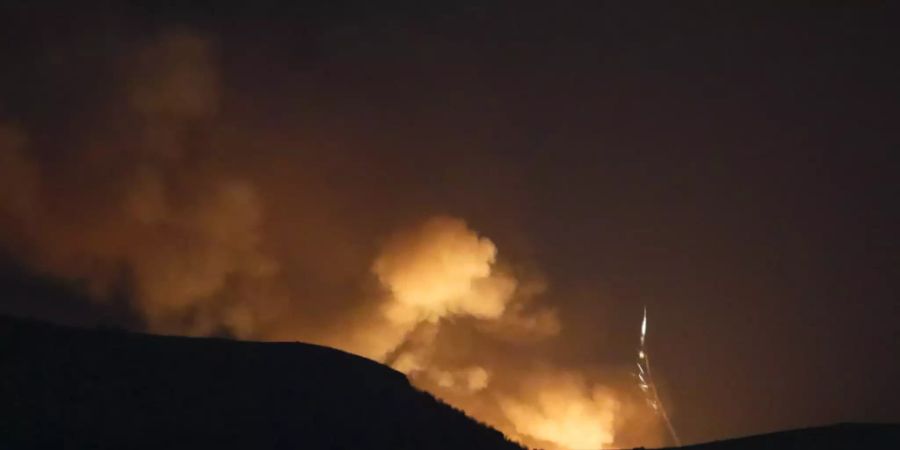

[1,2,898,447]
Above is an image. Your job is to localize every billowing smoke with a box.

[371,216,517,355]
[0,30,662,449]
[0,32,284,337]
[500,371,619,450]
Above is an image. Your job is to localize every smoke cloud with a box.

[371,216,516,355]
[0,29,661,449]
[499,371,620,450]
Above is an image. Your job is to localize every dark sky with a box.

[0,1,898,446]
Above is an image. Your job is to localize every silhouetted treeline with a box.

[0,314,524,450]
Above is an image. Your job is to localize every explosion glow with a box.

[0,31,667,450]
[365,217,625,449]
[499,372,619,450]
[2,4,897,449]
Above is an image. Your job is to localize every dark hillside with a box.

[0,314,523,450]
[3,313,898,450]
[669,423,900,450]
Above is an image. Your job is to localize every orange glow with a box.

[499,372,620,450]
[0,31,660,450]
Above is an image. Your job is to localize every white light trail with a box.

[636,307,681,447]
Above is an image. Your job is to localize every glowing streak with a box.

[636,307,681,447]
[640,306,647,345]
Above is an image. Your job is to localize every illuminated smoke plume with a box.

[0,32,284,337]
[375,216,513,323]
[370,216,516,356]
[357,217,630,449]
[499,371,620,450]
[0,29,664,450]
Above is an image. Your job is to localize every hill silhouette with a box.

[668,422,900,450]
[2,313,898,450]
[0,313,524,450]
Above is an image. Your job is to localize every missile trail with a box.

[637,307,681,447]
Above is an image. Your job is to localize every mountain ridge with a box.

[3,313,899,450]
[0,312,524,450]
[667,422,900,450]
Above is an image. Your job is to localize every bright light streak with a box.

[640,307,647,345]
[636,307,681,447]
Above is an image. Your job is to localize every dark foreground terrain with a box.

[2,313,898,450]
[0,314,522,450]
[670,422,900,450]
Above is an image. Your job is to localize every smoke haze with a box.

[0,29,657,449]
[1,3,897,449]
